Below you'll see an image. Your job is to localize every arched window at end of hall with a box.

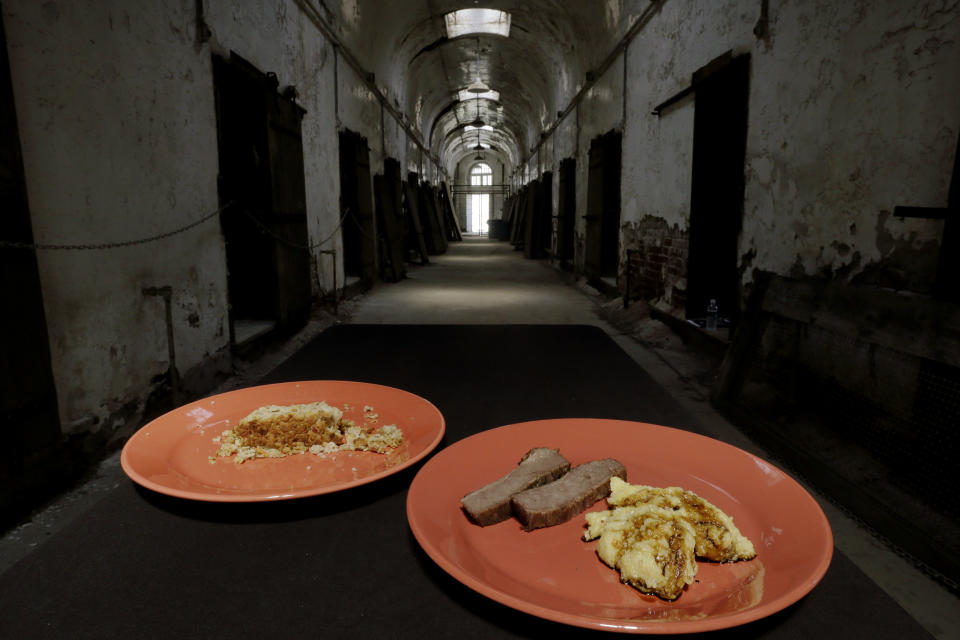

[466,162,493,234]
[470,162,493,187]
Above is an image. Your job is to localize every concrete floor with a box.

[2,235,956,638]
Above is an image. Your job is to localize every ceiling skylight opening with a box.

[444,9,511,38]
[457,88,500,102]
[465,124,494,132]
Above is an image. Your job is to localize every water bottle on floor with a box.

[706,299,718,330]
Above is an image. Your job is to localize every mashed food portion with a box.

[584,477,755,600]
[214,401,404,464]
[585,503,698,600]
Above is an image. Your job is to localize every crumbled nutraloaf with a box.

[213,401,404,464]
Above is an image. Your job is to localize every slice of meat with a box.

[511,458,626,530]
[461,448,571,526]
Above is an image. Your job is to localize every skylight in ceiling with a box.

[444,9,511,38]
[465,124,494,131]
[457,89,500,102]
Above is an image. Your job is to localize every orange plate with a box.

[406,419,833,634]
[121,381,445,501]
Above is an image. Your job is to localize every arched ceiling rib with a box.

[318,0,645,177]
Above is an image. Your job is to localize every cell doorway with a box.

[212,53,311,347]
[686,53,750,332]
[465,162,492,235]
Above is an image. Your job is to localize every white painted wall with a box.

[2,0,378,433]
[5,0,226,429]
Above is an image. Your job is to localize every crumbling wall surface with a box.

[622,2,728,231]
[622,216,689,310]
[742,0,959,290]
[621,1,754,311]
[3,0,350,439]
[621,0,959,313]
[4,0,228,433]
[335,63,384,168]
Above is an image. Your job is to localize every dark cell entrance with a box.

[374,158,405,282]
[584,130,622,281]
[686,53,750,328]
[556,157,576,264]
[0,8,63,526]
[523,172,552,259]
[538,171,553,257]
[213,53,310,343]
[338,130,376,283]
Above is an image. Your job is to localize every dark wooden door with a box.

[1,9,62,526]
[374,158,405,282]
[557,158,576,263]
[338,130,376,282]
[686,54,750,327]
[523,173,552,259]
[213,55,275,331]
[522,177,541,258]
[402,174,429,264]
[214,54,310,336]
[510,185,529,246]
[584,131,622,279]
[266,93,310,330]
[418,181,447,255]
[539,171,553,257]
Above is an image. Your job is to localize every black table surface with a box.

[0,325,933,639]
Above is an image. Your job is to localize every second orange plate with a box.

[406,418,833,634]
[121,380,445,501]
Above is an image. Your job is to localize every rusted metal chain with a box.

[0,202,233,251]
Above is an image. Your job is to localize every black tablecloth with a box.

[0,325,933,639]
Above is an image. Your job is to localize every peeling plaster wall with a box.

[382,106,406,170]
[618,0,959,315]
[744,0,958,291]
[621,1,743,309]
[4,0,227,430]
[3,0,349,433]
[335,61,383,166]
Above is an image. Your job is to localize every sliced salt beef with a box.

[511,458,627,530]
[461,447,571,526]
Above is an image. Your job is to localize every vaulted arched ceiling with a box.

[317,0,644,176]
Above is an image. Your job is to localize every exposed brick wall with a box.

[622,216,689,311]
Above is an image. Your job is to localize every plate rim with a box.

[120,379,446,502]
[406,418,834,634]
